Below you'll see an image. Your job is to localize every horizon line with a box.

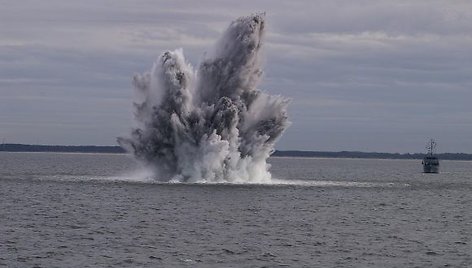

[1,143,471,156]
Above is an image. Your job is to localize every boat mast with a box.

[426,139,436,156]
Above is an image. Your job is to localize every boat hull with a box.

[423,164,439,174]
[423,156,439,173]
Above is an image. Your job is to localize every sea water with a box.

[0,152,471,267]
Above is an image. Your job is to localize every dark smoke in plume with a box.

[118,14,290,182]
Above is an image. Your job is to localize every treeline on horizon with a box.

[1,144,472,161]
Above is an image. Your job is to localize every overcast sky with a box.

[1,0,471,153]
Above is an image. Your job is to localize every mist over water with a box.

[118,14,290,183]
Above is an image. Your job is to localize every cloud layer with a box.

[1,0,471,152]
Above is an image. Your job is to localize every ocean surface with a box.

[0,152,471,267]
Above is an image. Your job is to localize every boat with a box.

[422,139,439,173]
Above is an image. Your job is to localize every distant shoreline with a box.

[1,143,472,161]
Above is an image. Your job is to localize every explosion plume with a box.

[118,14,290,182]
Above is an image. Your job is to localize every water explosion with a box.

[118,14,290,183]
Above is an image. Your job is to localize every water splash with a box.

[118,14,290,182]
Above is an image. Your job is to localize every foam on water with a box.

[25,173,408,188]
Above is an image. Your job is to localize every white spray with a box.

[118,14,290,183]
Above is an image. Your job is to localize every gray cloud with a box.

[1,0,471,153]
